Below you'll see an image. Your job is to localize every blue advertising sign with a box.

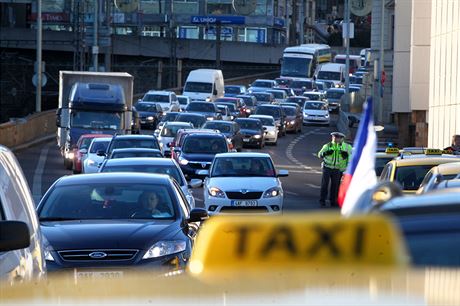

[206,27,233,36]
[274,18,285,27]
[191,15,245,25]
[256,29,266,43]
[179,27,187,39]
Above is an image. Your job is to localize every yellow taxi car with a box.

[417,161,460,194]
[379,149,460,193]
[375,147,400,177]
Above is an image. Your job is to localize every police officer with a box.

[317,132,352,207]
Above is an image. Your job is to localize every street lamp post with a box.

[36,0,42,112]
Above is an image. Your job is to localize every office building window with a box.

[173,0,199,14]
[141,0,166,14]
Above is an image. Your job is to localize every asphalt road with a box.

[15,118,338,211]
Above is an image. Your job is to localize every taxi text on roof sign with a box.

[188,213,407,276]
[385,147,400,154]
[424,149,443,155]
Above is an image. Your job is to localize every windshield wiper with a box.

[39,217,79,221]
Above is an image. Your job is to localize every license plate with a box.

[76,271,123,279]
[232,200,258,207]
[243,138,250,142]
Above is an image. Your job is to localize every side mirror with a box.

[277,169,289,177]
[188,208,209,223]
[96,150,106,157]
[196,169,209,176]
[0,221,30,252]
[188,179,202,189]
[56,108,62,127]
[79,148,88,155]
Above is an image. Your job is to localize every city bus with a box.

[280,44,331,80]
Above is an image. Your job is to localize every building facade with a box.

[428,0,460,149]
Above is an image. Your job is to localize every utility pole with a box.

[378,0,385,124]
[216,21,221,69]
[92,0,99,72]
[36,0,42,112]
[344,0,350,111]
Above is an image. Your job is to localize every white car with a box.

[82,137,112,173]
[139,90,180,112]
[199,153,288,214]
[249,115,278,145]
[302,100,330,126]
[157,121,193,157]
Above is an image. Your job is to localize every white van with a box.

[315,63,347,87]
[334,54,362,74]
[182,69,224,102]
[0,145,46,282]
[139,90,180,112]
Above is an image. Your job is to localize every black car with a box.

[185,102,222,121]
[104,135,160,158]
[236,95,257,116]
[285,96,308,109]
[37,173,208,272]
[174,113,207,128]
[203,120,244,152]
[254,104,286,137]
[215,102,239,119]
[252,92,275,105]
[109,148,164,159]
[289,79,316,96]
[234,118,265,149]
[177,133,229,178]
[134,102,164,129]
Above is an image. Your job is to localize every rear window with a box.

[136,103,159,111]
[395,165,436,190]
[182,136,227,154]
[253,93,271,102]
[90,140,109,153]
[161,125,190,137]
[203,122,232,133]
[143,95,170,103]
[225,87,241,94]
[113,139,159,150]
[111,151,163,159]
[236,120,262,130]
[252,81,272,88]
[256,107,281,119]
[291,81,313,89]
[175,115,205,128]
[326,90,345,99]
[186,103,216,112]
[269,91,284,99]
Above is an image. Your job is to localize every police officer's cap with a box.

[331,132,345,138]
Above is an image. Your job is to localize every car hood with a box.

[41,220,180,250]
[208,177,279,191]
[240,129,261,136]
[138,111,156,117]
[187,111,216,117]
[304,109,329,116]
[285,115,297,121]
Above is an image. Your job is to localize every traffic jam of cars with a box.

[1,47,460,305]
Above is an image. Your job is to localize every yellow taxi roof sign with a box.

[189,214,407,277]
[424,148,443,155]
[385,147,400,154]
[442,149,453,154]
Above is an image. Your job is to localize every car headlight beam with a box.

[142,240,186,259]
[208,187,225,198]
[263,187,282,198]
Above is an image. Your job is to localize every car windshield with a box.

[177,97,188,105]
[112,138,159,150]
[186,103,215,112]
[211,157,276,177]
[375,157,394,176]
[327,90,345,99]
[236,120,261,130]
[89,140,109,153]
[282,107,296,116]
[304,102,327,110]
[71,111,122,130]
[252,81,272,88]
[350,76,363,84]
[184,82,213,93]
[240,97,255,106]
[290,81,314,89]
[318,71,342,81]
[269,91,284,99]
[225,87,241,94]
[316,83,324,90]
[253,117,274,126]
[256,107,281,119]
[161,125,190,137]
[79,137,94,150]
[216,104,236,112]
[135,103,158,112]
[111,151,163,159]
[395,165,437,190]
[281,57,311,78]
[39,184,175,220]
[253,93,271,102]
[182,137,227,154]
[101,165,184,186]
[142,94,170,103]
[304,93,320,100]
[276,79,291,86]
[203,122,232,133]
[175,115,204,128]
[160,113,178,122]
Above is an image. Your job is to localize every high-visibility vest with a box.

[318,142,353,172]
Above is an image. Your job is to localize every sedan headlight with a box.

[290,120,295,124]
[179,157,189,165]
[147,116,154,121]
[325,113,330,118]
[263,187,282,198]
[66,151,75,159]
[206,117,214,121]
[87,159,97,166]
[142,240,186,259]
[253,134,261,139]
[208,187,225,198]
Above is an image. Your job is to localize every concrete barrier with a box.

[0,110,56,150]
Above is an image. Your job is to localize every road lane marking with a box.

[32,145,50,204]
[285,191,299,196]
[305,183,321,189]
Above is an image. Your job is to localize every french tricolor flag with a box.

[338,97,378,216]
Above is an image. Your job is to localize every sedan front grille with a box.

[58,249,138,262]
[188,162,212,169]
[226,191,263,200]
